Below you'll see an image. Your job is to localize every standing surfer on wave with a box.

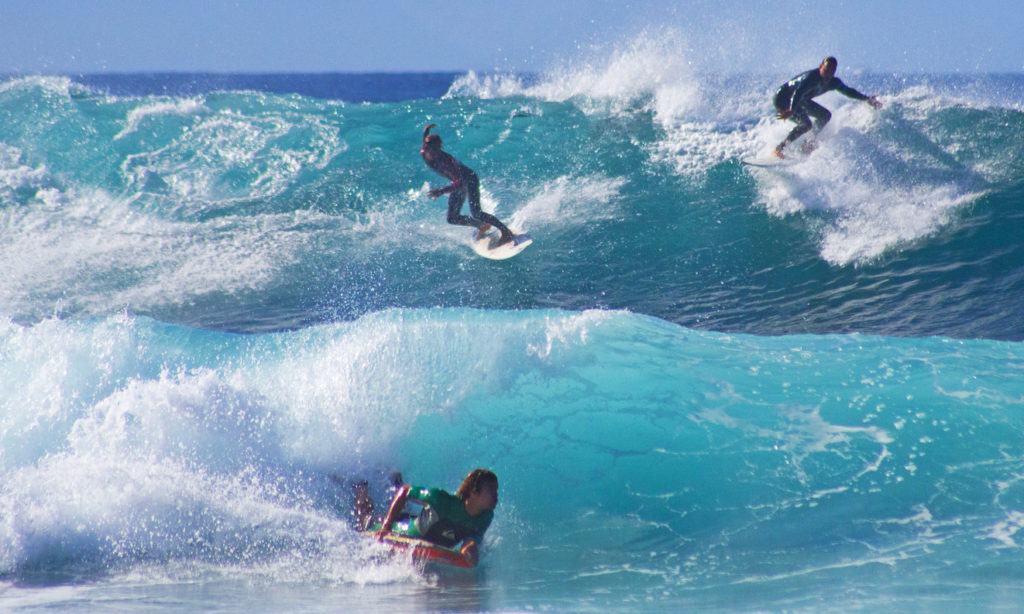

[772,56,882,159]
[421,124,516,247]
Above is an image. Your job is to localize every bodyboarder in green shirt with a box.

[364,469,498,567]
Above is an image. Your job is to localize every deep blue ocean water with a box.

[2,54,1024,613]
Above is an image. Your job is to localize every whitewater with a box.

[2,35,1024,613]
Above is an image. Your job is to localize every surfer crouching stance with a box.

[356,468,498,567]
[772,56,882,158]
[421,124,515,247]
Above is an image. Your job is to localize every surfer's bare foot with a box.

[474,224,492,240]
[772,146,785,159]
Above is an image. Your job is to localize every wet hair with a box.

[423,133,442,150]
[422,123,442,150]
[823,56,838,69]
[456,469,498,500]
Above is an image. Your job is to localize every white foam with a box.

[446,71,532,99]
[985,510,1024,548]
[120,106,343,205]
[0,180,339,320]
[449,27,703,124]
[0,143,53,203]
[0,75,77,96]
[748,99,986,265]
[651,115,761,176]
[114,98,206,140]
[509,174,626,230]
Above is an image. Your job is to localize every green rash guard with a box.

[382,485,493,549]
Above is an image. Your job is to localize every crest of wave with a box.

[448,28,701,124]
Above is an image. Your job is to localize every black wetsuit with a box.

[422,150,513,241]
[773,69,870,149]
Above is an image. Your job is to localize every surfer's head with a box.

[457,469,499,512]
[421,123,443,157]
[820,56,838,78]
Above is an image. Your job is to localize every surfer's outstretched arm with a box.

[375,484,411,539]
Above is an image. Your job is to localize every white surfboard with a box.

[741,157,797,168]
[471,230,533,260]
[743,141,816,168]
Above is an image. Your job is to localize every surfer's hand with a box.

[868,95,883,109]
[460,541,479,567]
[777,109,793,120]
[427,188,443,199]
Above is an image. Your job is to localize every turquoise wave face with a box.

[2,310,1023,610]
[2,74,1024,339]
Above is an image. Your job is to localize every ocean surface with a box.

[2,51,1024,613]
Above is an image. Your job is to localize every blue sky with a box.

[1,0,1021,74]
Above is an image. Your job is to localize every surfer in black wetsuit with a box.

[772,56,882,158]
[420,124,515,246]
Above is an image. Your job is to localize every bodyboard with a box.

[364,531,474,568]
